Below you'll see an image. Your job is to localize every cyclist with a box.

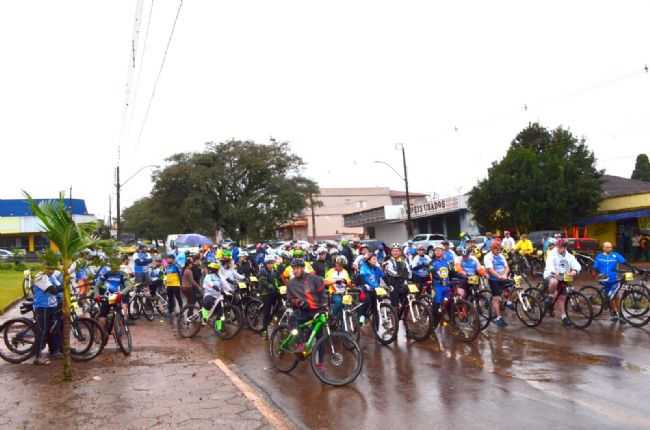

[482,232,494,253]
[312,247,330,278]
[358,253,385,325]
[324,256,352,318]
[430,245,453,317]
[164,254,183,316]
[237,251,254,278]
[258,255,281,335]
[97,256,131,324]
[402,240,417,263]
[543,239,581,327]
[281,248,314,284]
[441,241,457,267]
[410,245,432,289]
[352,244,371,272]
[593,241,627,323]
[148,257,164,297]
[200,262,226,329]
[219,250,245,288]
[514,233,534,256]
[454,247,486,298]
[287,258,328,352]
[339,240,355,272]
[501,231,516,253]
[133,245,152,285]
[484,241,510,327]
[32,259,62,365]
[383,244,411,307]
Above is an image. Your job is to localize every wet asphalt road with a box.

[194,309,650,430]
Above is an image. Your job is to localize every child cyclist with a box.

[199,262,228,331]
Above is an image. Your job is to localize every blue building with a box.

[0,199,97,252]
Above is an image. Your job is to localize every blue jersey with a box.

[411,255,432,278]
[443,250,456,267]
[33,273,58,309]
[431,258,451,287]
[360,264,384,290]
[134,252,152,274]
[593,252,625,283]
[460,257,480,276]
[486,253,508,281]
[99,271,127,293]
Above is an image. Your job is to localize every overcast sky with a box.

[1,1,648,221]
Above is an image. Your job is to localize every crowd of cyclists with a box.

[3,231,649,386]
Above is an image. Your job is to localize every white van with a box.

[165,234,180,254]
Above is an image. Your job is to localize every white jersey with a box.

[501,237,515,252]
[202,273,225,299]
[219,267,244,292]
[543,249,581,279]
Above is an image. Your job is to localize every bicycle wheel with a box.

[514,292,543,328]
[217,304,243,340]
[475,290,492,331]
[311,331,363,387]
[177,305,202,338]
[141,297,155,321]
[71,317,106,362]
[268,324,299,373]
[69,318,94,356]
[0,318,37,363]
[373,302,398,346]
[245,299,265,333]
[579,286,605,319]
[449,299,480,342]
[564,292,593,329]
[113,311,132,355]
[620,284,650,328]
[342,309,361,343]
[524,287,547,318]
[404,300,433,341]
[128,297,141,320]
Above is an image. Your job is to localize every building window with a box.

[367,227,376,239]
[356,200,367,209]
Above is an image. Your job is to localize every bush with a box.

[0,263,13,271]
[13,263,27,272]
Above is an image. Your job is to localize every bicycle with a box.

[95,291,133,355]
[1,298,106,364]
[362,284,398,346]
[245,284,290,334]
[490,275,544,328]
[580,267,650,327]
[462,275,493,331]
[268,307,363,386]
[22,270,34,300]
[527,273,593,329]
[433,279,481,342]
[397,281,432,341]
[331,287,363,343]
[177,290,243,340]
[127,283,155,321]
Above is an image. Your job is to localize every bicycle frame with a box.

[280,312,329,357]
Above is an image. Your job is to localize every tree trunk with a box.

[62,264,72,381]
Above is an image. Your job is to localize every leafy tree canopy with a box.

[123,139,318,242]
[468,123,603,233]
[631,153,650,182]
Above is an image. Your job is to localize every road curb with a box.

[213,359,295,430]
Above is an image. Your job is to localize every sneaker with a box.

[359,315,366,326]
[33,357,50,366]
[561,317,573,327]
[495,317,507,328]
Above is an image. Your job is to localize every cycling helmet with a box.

[340,239,349,247]
[317,247,328,255]
[329,247,339,256]
[390,243,401,250]
[417,244,426,251]
[264,255,276,264]
[292,249,305,258]
[290,258,305,267]
[221,249,233,260]
[335,255,348,266]
[208,262,221,272]
[556,239,567,248]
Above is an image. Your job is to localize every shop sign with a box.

[410,196,463,218]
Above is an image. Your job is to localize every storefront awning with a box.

[579,209,650,225]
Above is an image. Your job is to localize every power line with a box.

[127,0,156,144]
[135,0,184,150]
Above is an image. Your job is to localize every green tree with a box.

[631,153,650,182]
[25,192,97,381]
[121,197,169,240]
[468,123,603,233]
[146,139,319,241]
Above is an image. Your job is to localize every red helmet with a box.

[491,241,502,251]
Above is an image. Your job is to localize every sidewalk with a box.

[0,315,281,430]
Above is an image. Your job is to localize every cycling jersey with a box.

[324,267,351,294]
[287,273,327,310]
[515,239,534,255]
[98,270,127,294]
[133,252,152,274]
[484,252,509,280]
[149,266,164,283]
[501,237,516,252]
[443,249,457,267]
[410,255,432,279]
[543,249,581,279]
[164,263,182,287]
[593,251,625,283]
[455,256,484,276]
[359,263,384,290]
[202,273,225,299]
[431,258,451,305]
[33,273,58,309]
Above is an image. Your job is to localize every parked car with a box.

[360,240,387,253]
[404,233,447,256]
[527,230,562,250]
[0,249,14,261]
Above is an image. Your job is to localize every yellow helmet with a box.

[208,262,221,271]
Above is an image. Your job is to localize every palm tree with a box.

[25,192,97,381]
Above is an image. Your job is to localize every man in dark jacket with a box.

[339,240,355,272]
[287,258,327,323]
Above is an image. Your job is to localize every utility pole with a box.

[116,166,121,242]
[309,194,316,241]
[108,195,112,237]
[400,145,413,237]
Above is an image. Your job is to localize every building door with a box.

[446,214,461,239]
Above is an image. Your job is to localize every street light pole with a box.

[399,144,414,238]
[115,164,159,241]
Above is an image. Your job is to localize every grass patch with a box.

[0,270,24,313]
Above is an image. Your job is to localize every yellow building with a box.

[581,175,650,250]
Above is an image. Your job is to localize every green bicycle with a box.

[268,308,363,387]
